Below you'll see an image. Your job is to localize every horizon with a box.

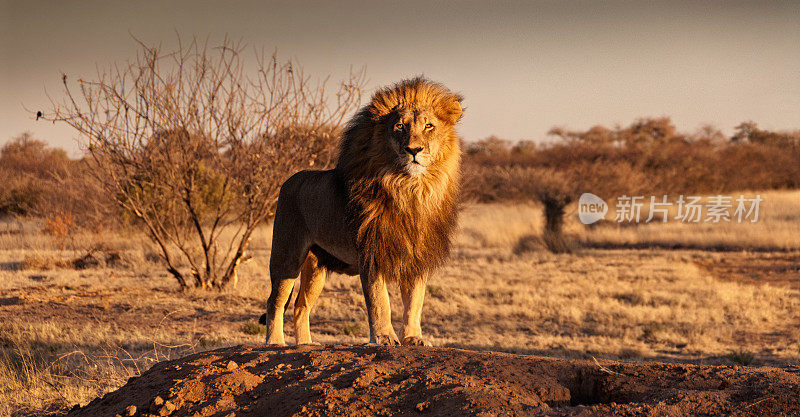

[2,0,799,157]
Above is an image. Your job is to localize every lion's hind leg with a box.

[293,253,327,345]
[265,276,296,346]
[265,223,309,346]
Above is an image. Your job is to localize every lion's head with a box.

[338,77,463,184]
[368,78,463,178]
[336,77,464,282]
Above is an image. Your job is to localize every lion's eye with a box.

[394,123,404,131]
[424,123,435,130]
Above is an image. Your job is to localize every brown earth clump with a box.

[67,345,800,417]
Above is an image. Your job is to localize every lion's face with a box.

[385,107,450,177]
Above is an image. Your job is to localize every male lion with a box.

[263,77,463,346]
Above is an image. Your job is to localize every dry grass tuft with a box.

[21,253,71,270]
[726,350,756,366]
[240,322,266,336]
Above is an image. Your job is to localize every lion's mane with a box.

[334,78,462,283]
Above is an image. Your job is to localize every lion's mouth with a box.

[409,155,429,166]
[405,160,427,176]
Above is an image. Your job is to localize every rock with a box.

[152,396,164,407]
[226,360,238,370]
[416,401,430,412]
[157,400,176,416]
[124,405,137,416]
[73,252,102,269]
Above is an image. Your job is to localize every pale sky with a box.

[2,0,799,156]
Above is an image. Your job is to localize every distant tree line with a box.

[461,117,800,202]
[459,117,800,252]
[0,133,114,227]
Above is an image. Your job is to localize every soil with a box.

[67,344,800,417]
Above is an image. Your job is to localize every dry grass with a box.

[578,190,800,251]
[431,249,798,358]
[1,190,799,415]
[463,190,800,254]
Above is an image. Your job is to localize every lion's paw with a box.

[265,337,287,347]
[401,336,429,346]
[372,334,400,346]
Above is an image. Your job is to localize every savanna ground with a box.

[1,190,799,416]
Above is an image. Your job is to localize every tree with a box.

[465,135,511,157]
[40,37,365,290]
[548,125,616,145]
[732,121,800,147]
[0,132,68,177]
[0,133,70,216]
[501,167,579,253]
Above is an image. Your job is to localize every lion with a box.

[262,77,463,346]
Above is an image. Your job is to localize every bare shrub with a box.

[42,211,76,251]
[39,37,365,289]
[37,163,118,231]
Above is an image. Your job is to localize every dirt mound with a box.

[68,345,800,417]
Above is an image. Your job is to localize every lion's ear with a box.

[438,96,463,125]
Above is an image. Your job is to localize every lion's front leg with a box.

[359,271,400,345]
[400,277,429,346]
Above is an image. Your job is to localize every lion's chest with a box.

[355,193,455,281]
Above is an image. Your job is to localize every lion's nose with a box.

[405,146,423,156]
